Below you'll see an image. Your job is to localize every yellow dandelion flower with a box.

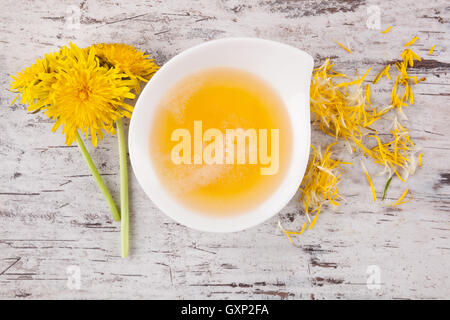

[93,43,159,93]
[11,43,136,147]
[10,42,160,257]
[10,51,60,106]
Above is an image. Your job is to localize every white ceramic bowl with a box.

[129,37,313,233]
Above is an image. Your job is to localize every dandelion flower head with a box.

[10,43,136,147]
[93,43,159,93]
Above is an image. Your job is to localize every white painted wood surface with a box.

[0,0,449,299]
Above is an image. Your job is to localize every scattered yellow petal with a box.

[404,36,419,47]
[309,211,320,230]
[334,41,353,54]
[428,45,436,55]
[392,189,409,206]
[278,220,307,243]
[288,37,425,239]
[361,160,377,202]
[373,64,391,84]
[282,142,348,241]
[381,26,392,34]
[366,84,372,105]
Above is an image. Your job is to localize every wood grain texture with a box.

[0,0,449,299]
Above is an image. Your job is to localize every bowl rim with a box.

[129,37,314,233]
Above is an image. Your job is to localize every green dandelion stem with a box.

[382,176,393,201]
[117,118,129,258]
[75,132,120,221]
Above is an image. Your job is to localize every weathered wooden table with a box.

[1,0,449,299]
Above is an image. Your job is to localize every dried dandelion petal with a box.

[381,26,393,34]
[404,36,419,47]
[392,188,410,206]
[365,84,372,105]
[366,118,416,182]
[361,160,377,202]
[428,45,436,55]
[310,59,383,142]
[334,41,353,54]
[283,37,425,241]
[373,64,391,84]
[278,220,307,243]
[279,143,350,241]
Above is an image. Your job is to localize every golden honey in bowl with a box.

[149,67,292,216]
